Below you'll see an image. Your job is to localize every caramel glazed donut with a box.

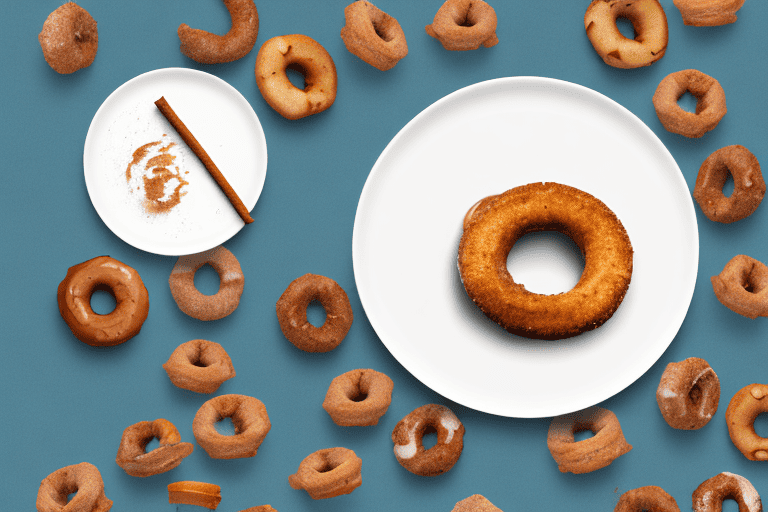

[37,462,112,512]
[178,0,259,64]
[392,404,465,476]
[458,183,633,340]
[693,472,762,512]
[726,383,768,461]
[656,357,720,430]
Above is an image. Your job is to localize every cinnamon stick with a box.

[154,96,254,224]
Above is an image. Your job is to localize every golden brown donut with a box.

[391,404,465,476]
[115,418,194,477]
[547,406,632,474]
[656,357,720,430]
[652,69,727,138]
[178,0,259,64]
[255,35,337,120]
[163,339,236,394]
[673,0,745,26]
[452,495,504,512]
[341,1,408,70]
[169,246,244,321]
[726,383,768,461]
[711,255,768,319]
[584,0,668,69]
[38,3,98,74]
[57,256,149,347]
[693,145,765,224]
[458,183,633,340]
[193,394,271,459]
[615,486,680,512]
[322,369,394,426]
[168,481,222,510]
[276,273,354,353]
[692,472,762,512]
[288,447,362,499]
[425,0,499,51]
[37,462,112,512]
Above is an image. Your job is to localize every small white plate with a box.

[353,77,698,418]
[84,68,267,256]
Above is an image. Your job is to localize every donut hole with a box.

[688,382,704,405]
[453,8,478,27]
[214,417,237,436]
[286,63,307,91]
[677,91,700,113]
[752,413,768,438]
[372,19,396,42]
[506,230,586,295]
[615,17,637,40]
[144,437,160,452]
[721,499,742,512]
[315,453,343,473]
[189,343,214,368]
[574,428,595,442]
[194,264,220,296]
[421,425,438,449]
[306,299,327,327]
[66,491,78,504]
[722,171,735,198]
[90,285,117,315]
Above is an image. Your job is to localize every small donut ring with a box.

[392,403,465,476]
[38,2,98,74]
[178,0,259,64]
[169,246,244,321]
[452,495,503,512]
[425,0,499,51]
[656,357,720,430]
[168,481,222,510]
[255,35,338,120]
[288,447,362,499]
[711,255,768,319]
[57,256,149,347]
[163,339,236,394]
[652,69,727,138]
[693,145,765,224]
[37,462,112,512]
[615,486,680,512]
[341,1,408,71]
[115,418,194,477]
[584,0,668,69]
[726,383,768,460]
[193,394,271,459]
[673,0,745,26]
[322,369,394,426]
[547,406,632,474]
[692,472,762,512]
[276,273,354,353]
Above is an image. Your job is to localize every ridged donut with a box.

[177,0,259,64]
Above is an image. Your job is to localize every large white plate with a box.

[353,77,698,418]
[84,68,267,255]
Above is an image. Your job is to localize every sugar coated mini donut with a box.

[37,462,112,512]
[615,486,680,512]
[653,69,727,138]
[38,3,98,74]
[656,357,720,430]
[547,406,632,474]
[711,255,768,319]
[288,447,362,499]
[425,0,499,51]
[693,145,765,224]
[193,394,270,459]
[163,339,236,394]
[58,256,149,347]
[276,273,353,353]
[178,0,259,64]
[673,0,745,26]
[341,1,407,71]
[392,403,465,476]
[584,0,668,69]
[452,495,503,512]
[458,183,633,340]
[168,481,221,510]
[115,418,194,477]
[255,35,337,120]
[726,383,768,461]
[169,246,244,321]
[322,369,394,426]
[693,472,762,512]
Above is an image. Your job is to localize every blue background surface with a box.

[2,1,768,510]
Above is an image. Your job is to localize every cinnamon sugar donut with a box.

[193,394,270,459]
[163,339,236,394]
[288,447,362,499]
[692,472,762,512]
[38,3,98,74]
[37,462,112,512]
[452,495,503,512]
[656,357,720,430]
[425,0,499,51]
[178,0,259,64]
[726,383,768,461]
[391,404,465,476]
[673,0,745,26]
[711,255,768,319]
[653,69,727,138]
[115,418,194,477]
[322,369,394,426]
[341,1,408,70]
[615,486,680,512]
[168,481,222,510]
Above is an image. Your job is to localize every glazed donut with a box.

[37,462,112,512]
[168,481,221,510]
[692,472,762,512]
[656,357,720,430]
[693,145,765,224]
[115,418,194,477]
[452,495,503,512]
[178,0,259,64]
[391,403,465,476]
[584,0,668,69]
[255,35,337,120]
[458,183,633,340]
[547,406,632,474]
[711,255,768,319]
[38,2,98,74]
[322,369,394,426]
[726,383,768,460]
[163,339,236,394]
[615,486,680,512]
[169,246,244,321]
[340,1,408,70]
[288,447,362,499]
[652,69,727,138]
[673,0,745,26]
[193,394,271,459]
[276,273,354,353]
[57,256,149,347]
[425,0,499,51]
